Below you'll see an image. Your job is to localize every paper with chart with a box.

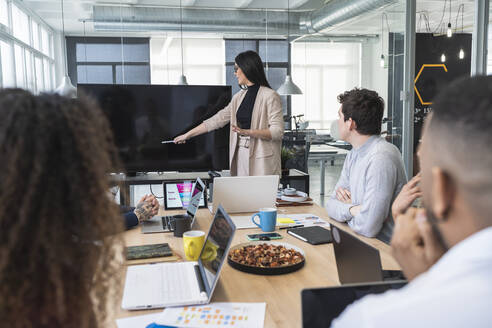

[231,213,327,230]
[277,213,328,227]
[156,302,266,328]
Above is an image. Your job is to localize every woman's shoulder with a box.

[258,86,279,98]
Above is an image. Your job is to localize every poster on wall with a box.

[414,33,472,158]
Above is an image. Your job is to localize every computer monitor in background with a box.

[78,84,231,173]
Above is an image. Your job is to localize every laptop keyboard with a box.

[124,262,200,307]
[160,262,198,301]
[161,216,172,230]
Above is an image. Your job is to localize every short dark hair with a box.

[430,75,492,178]
[235,50,271,89]
[337,88,384,135]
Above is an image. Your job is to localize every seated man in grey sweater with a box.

[326,88,407,243]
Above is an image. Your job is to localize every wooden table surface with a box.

[117,203,399,327]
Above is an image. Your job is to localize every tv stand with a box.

[116,171,230,206]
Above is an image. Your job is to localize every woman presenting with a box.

[174,50,284,176]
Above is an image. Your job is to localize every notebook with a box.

[122,205,236,310]
[126,243,172,260]
[287,226,333,245]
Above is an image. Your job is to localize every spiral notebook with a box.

[287,226,332,245]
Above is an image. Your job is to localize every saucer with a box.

[280,191,308,202]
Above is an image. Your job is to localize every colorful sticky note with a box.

[277,217,295,224]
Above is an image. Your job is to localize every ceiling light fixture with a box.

[177,0,188,85]
[83,20,87,82]
[457,4,465,60]
[441,53,446,62]
[379,12,389,68]
[119,0,125,84]
[55,0,77,98]
[277,0,302,95]
[265,8,269,76]
[447,0,453,37]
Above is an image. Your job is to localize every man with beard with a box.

[332,76,492,327]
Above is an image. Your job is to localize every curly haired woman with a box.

[0,89,124,328]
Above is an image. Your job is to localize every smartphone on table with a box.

[247,232,283,241]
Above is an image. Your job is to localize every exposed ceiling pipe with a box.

[303,0,398,34]
[93,0,398,36]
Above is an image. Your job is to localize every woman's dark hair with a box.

[0,89,124,328]
[235,50,271,89]
[337,88,384,135]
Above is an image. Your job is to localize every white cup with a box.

[284,187,297,196]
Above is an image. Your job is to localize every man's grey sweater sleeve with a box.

[347,154,398,237]
[325,158,354,222]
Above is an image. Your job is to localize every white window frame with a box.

[0,0,55,92]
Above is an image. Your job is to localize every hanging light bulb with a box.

[177,0,188,85]
[55,0,77,98]
[459,48,464,59]
[447,23,452,37]
[441,53,446,62]
[277,0,302,95]
[380,54,385,68]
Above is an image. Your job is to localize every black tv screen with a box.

[78,84,231,172]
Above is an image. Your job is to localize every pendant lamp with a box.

[277,0,302,95]
[55,0,77,98]
[177,0,188,85]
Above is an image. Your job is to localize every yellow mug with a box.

[183,230,205,261]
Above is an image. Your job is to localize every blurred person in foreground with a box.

[0,89,124,328]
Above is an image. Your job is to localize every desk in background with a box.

[308,145,349,195]
[117,203,399,327]
[113,171,226,206]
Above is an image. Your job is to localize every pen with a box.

[161,140,175,144]
[280,224,304,230]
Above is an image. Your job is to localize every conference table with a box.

[117,203,400,327]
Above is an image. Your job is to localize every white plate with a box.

[281,191,308,202]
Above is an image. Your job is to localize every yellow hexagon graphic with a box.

[414,64,448,105]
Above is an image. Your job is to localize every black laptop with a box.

[141,178,205,233]
[330,223,406,284]
[301,281,407,327]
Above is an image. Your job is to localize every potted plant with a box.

[281,147,295,176]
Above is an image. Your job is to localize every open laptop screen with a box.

[164,180,206,209]
[301,281,406,327]
[186,178,205,217]
[198,205,235,296]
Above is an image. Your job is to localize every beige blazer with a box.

[203,86,284,176]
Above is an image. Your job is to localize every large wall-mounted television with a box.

[78,84,231,173]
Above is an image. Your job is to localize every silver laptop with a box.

[122,205,236,310]
[141,178,205,233]
[211,175,279,214]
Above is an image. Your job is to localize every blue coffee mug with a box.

[251,208,277,232]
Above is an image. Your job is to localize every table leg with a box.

[320,160,326,195]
